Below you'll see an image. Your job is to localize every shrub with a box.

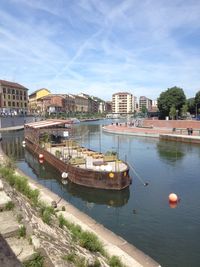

[5,201,15,211]
[18,225,26,238]
[23,252,44,267]
[76,256,86,267]
[79,231,104,254]
[39,202,54,225]
[89,258,101,267]
[62,252,76,263]
[108,256,124,267]
[61,206,66,211]
[58,214,66,229]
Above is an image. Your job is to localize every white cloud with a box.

[0,0,200,101]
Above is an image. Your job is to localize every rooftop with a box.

[0,79,28,90]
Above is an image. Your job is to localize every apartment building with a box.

[139,96,152,111]
[0,79,28,115]
[112,92,133,113]
[29,88,51,113]
[37,94,66,114]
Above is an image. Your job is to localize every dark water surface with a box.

[2,120,200,267]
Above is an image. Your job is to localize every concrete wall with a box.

[143,119,200,129]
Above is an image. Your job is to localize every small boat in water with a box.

[24,119,131,190]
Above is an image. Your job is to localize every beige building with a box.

[0,79,28,115]
[112,92,134,113]
[73,94,89,112]
[139,96,152,111]
[29,88,50,113]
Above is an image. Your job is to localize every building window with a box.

[12,102,15,107]
[4,101,6,106]
[24,96,26,100]
[8,95,11,99]
[7,88,11,94]
[8,101,11,107]
[20,96,22,100]
[16,90,19,95]
[24,103,27,107]
[20,91,22,96]
[3,88,6,93]
[17,102,19,107]
[16,95,19,100]
[12,89,15,94]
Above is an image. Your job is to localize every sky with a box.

[0,0,200,101]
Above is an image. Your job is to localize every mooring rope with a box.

[128,163,149,186]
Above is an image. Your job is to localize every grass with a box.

[38,202,55,225]
[58,214,105,254]
[23,252,44,267]
[4,201,15,211]
[108,256,124,267]
[63,252,86,267]
[18,225,26,238]
[0,166,40,206]
[79,231,104,253]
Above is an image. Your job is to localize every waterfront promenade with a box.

[103,120,200,144]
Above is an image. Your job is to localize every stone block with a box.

[0,179,3,191]
[0,191,11,209]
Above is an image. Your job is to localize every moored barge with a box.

[24,119,131,190]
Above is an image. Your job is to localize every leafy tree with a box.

[187,98,195,114]
[157,86,186,119]
[141,105,148,116]
[194,91,200,104]
[194,91,200,117]
[181,104,188,118]
[169,105,177,120]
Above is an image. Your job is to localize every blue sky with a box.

[0,0,200,101]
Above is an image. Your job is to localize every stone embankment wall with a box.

[143,119,200,129]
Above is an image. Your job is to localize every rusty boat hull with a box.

[25,140,131,190]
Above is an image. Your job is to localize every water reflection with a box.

[156,141,185,164]
[24,149,130,207]
[1,131,24,160]
[67,182,130,207]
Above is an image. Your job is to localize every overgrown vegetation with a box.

[0,166,40,206]
[18,225,26,238]
[0,162,125,267]
[108,256,124,267]
[38,202,55,225]
[58,214,105,255]
[23,252,44,267]
[62,252,87,267]
[4,201,15,210]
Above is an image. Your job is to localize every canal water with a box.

[1,120,200,267]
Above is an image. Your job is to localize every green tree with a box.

[141,105,148,116]
[194,91,200,117]
[181,104,188,118]
[187,98,195,114]
[169,105,176,120]
[157,86,186,119]
[194,91,200,104]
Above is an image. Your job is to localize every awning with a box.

[25,119,72,129]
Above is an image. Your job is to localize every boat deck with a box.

[47,145,128,172]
